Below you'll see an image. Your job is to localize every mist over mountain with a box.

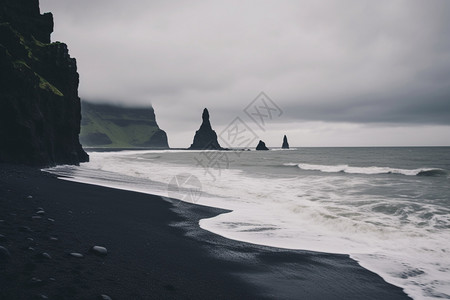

[80,101,169,149]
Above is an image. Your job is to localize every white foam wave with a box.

[287,163,443,176]
[270,148,299,151]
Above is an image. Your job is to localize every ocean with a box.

[45,147,450,300]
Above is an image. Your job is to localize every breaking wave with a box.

[284,163,447,177]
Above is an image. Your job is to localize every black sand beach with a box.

[0,164,411,299]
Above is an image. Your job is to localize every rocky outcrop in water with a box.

[256,140,269,150]
[189,108,223,150]
[282,135,289,149]
[0,0,88,166]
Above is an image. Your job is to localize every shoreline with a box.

[0,164,411,299]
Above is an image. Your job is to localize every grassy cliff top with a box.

[80,102,169,149]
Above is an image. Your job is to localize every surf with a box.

[285,163,447,177]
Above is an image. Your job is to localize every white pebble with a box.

[41,252,52,259]
[91,246,107,256]
[70,252,84,258]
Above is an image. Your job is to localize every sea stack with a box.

[282,135,289,149]
[256,140,269,150]
[189,108,223,150]
[0,0,88,166]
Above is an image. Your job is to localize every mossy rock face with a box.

[80,102,169,149]
[35,72,64,96]
[80,132,112,146]
[0,0,88,166]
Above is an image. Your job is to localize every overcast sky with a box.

[40,0,450,147]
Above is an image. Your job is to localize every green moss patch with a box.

[12,60,30,69]
[35,73,64,96]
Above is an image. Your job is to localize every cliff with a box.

[80,102,169,148]
[0,0,88,166]
[189,108,223,150]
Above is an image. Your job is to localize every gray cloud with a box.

[39,0,450,146]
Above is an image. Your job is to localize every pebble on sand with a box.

[36,210,45,215]
[29,277,44,286]
[90,246,108,256]
[37,252,52,259]
[100,294,112,300]
[69,252,84,258]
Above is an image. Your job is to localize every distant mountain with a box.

[0,0,88,166]
[80,102,169,148]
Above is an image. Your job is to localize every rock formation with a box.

[189,108,223,150]
[0,0,88,166]
[256,140,269,150]
[282,135,289,149]
[80,102,169,148]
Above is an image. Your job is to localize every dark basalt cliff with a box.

[189,108,223,150]
[0,0,88,166]
[282,135,289,149]
[256,140,269,151]
[80,102,169,149]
